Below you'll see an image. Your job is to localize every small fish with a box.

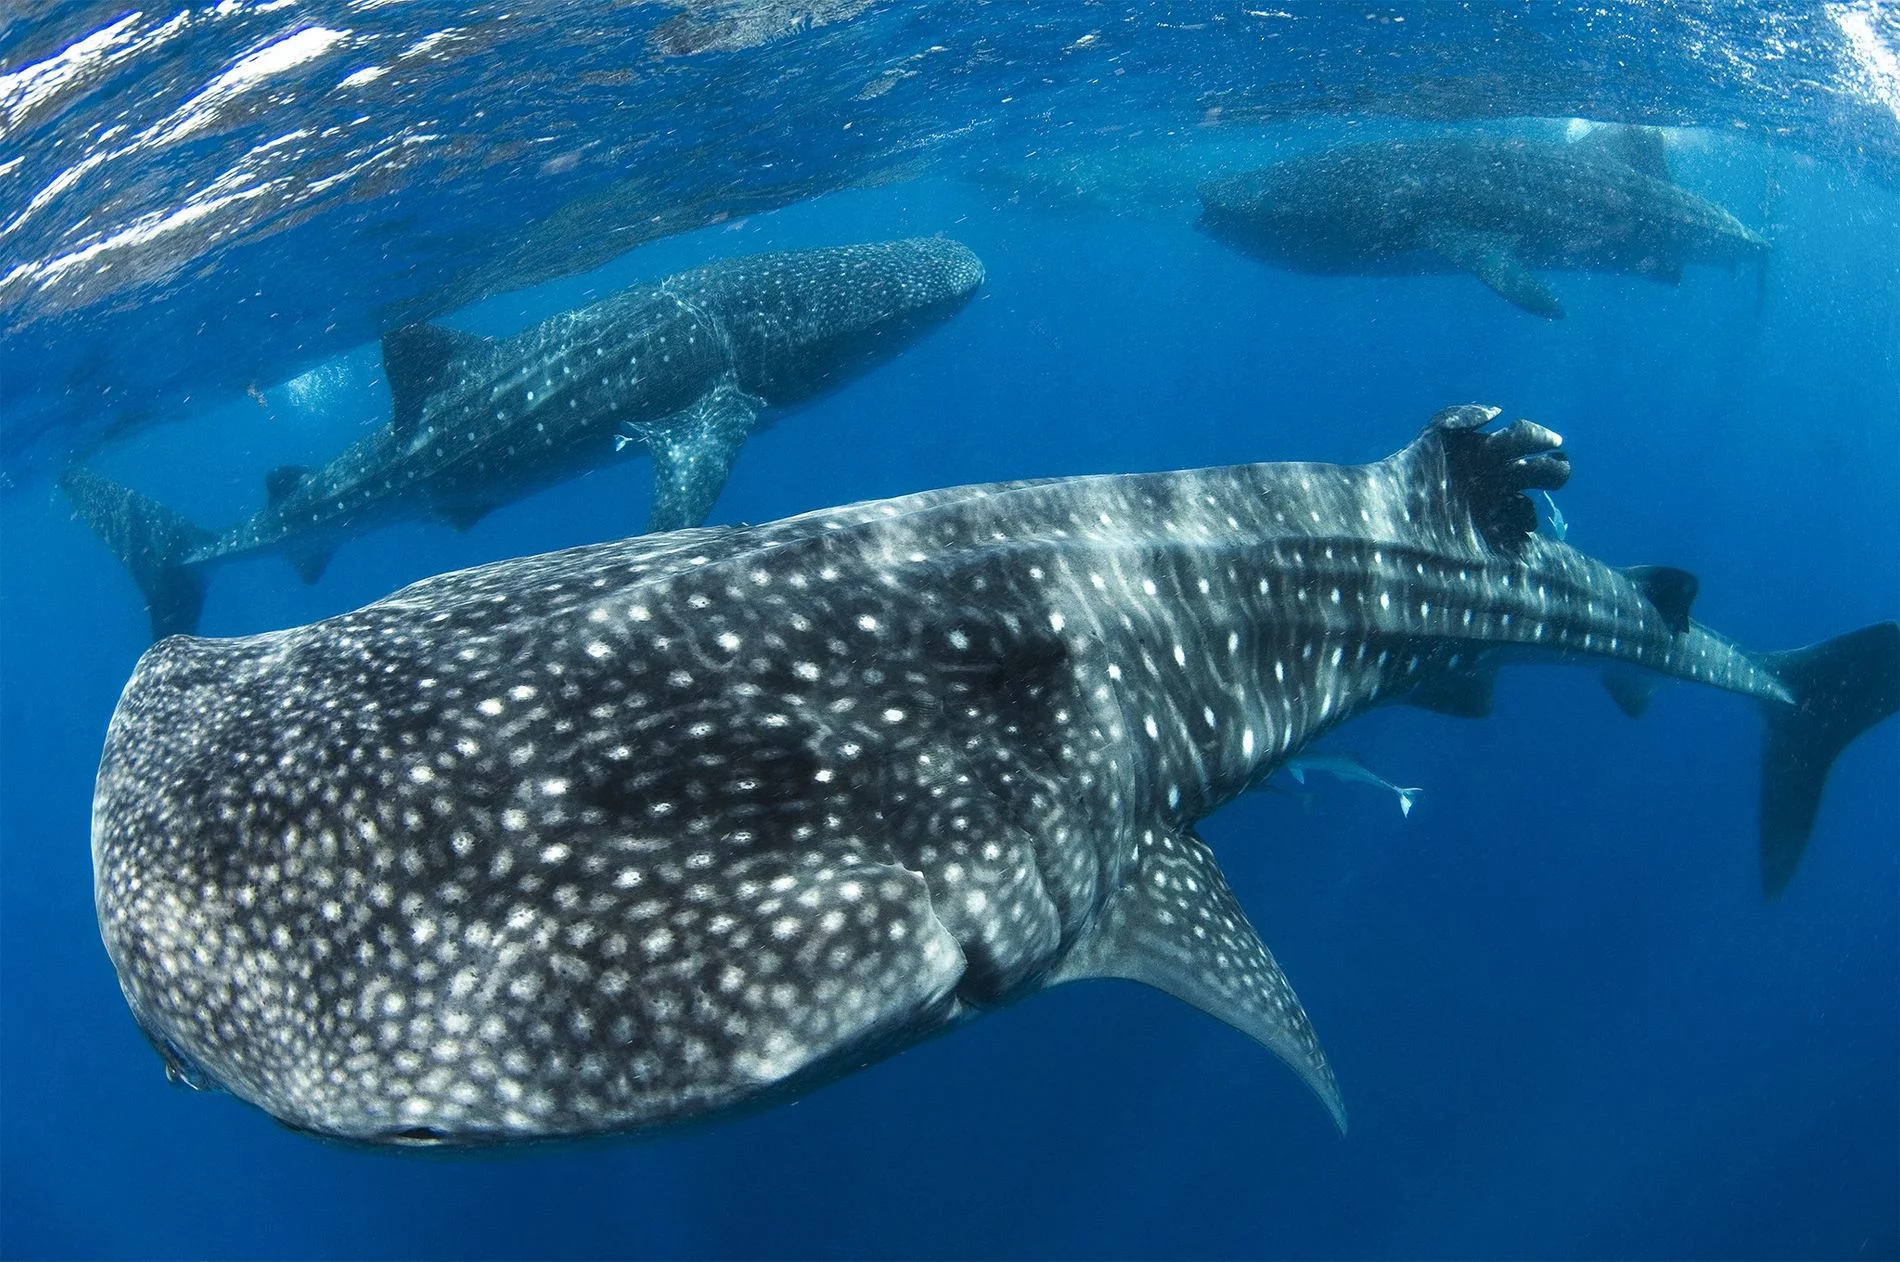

[1541,490,1568,541]
[1286,752,1422,817]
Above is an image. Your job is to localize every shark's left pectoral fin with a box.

[1426,228,1565,319]
[642,380,762,533]
[1048,829,1346,1132]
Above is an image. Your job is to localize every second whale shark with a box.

[1198,126,1767,318]
[62,238,985,640]
[87,405,1895,1144]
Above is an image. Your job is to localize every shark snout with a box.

[921,237,986,302]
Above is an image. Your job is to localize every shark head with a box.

[1195,159,1354,270]
[686,237,985,405]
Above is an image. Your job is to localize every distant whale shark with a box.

[1198,127,1768,317]
[90,406,1895,1144]
[61,238,985,640]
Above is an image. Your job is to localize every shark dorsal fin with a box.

[1573,123,1672,182]
[265,464,312,510]
[1047,828,1346,1133]
[1624,564,1697,634]
[383,324,493,437]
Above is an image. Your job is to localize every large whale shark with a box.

[1198,127,1768,318]
[61,238,985,640]
[90,406,1895,1143]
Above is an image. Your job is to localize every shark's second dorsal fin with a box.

[383,324,493,436]
[265,464,311,510]
[1047,829,1346,1133]
[1624,564,1697,634]
[1573,123,1672,182]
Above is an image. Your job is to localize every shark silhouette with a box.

[1198,127,1768,317]
[61,238,985,640]
[89,405,1895,1143]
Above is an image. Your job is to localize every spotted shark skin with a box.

[91,407,1896,1144]
[1199,127,1769,318]
[61,238,985,640]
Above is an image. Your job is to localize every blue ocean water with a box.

[2,4,1898,1259]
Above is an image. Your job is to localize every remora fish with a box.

[1198,127,1768,318]
[61,238,985,640]
[91,406,1896,1144]
[1286,753,1421,818]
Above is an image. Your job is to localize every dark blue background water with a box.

[3,138,1897,1256]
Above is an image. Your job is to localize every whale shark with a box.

[61,238,985,640]
[89,405,1895,1144]
[1198,127,1768,318]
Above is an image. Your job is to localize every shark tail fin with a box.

[1395,787,1421,819]
[1757,621,1899,896]
[59,467,217,640]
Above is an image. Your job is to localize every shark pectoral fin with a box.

[1426,228,1565,318]
[1401,666,1496,718]
[287,544,335,585]
[1399,405,1570,554]
[1048,829,1345,1132]
[1623,564,1698,635]
[642,381,762,533]
[383,324,495,437]
[265,465,312,510]
[1757,621,1900,896]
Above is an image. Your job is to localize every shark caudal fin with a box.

[1756,622,1900,896]
[60,467,217,640]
